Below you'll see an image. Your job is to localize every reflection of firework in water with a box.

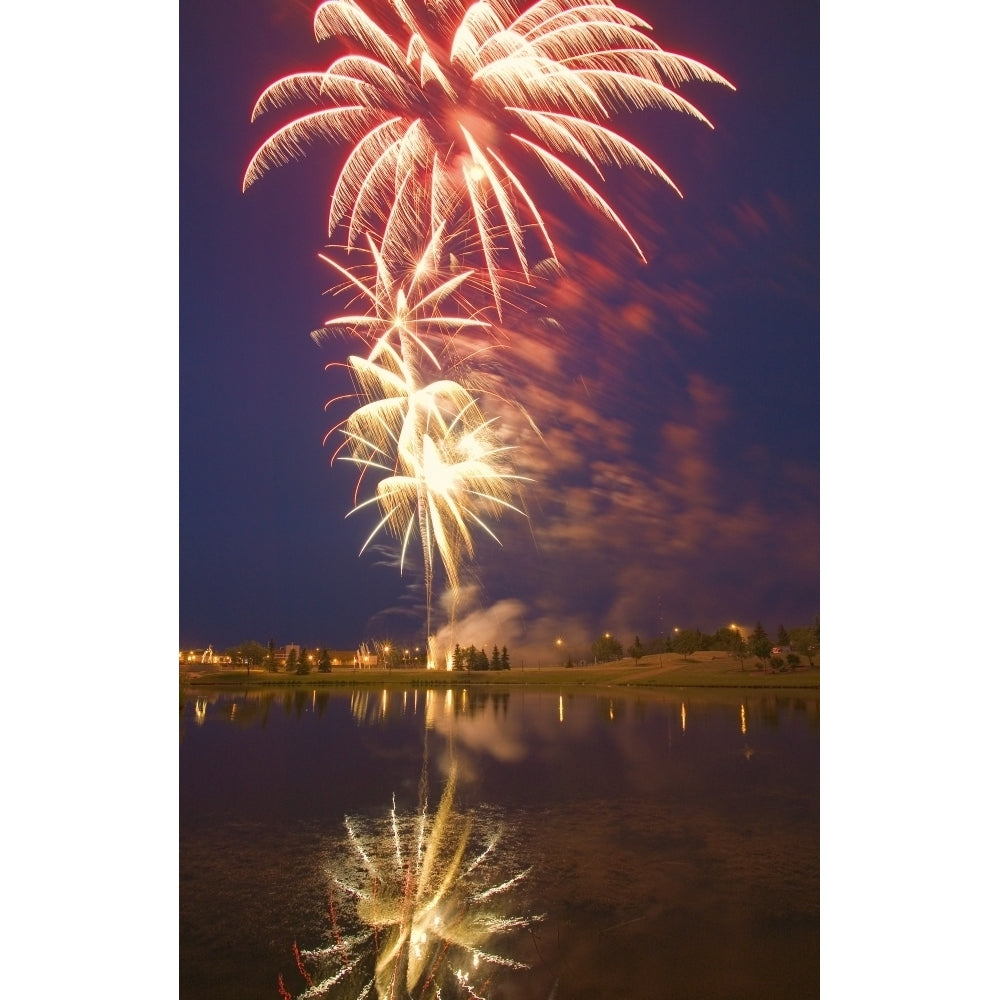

[281,757,540,999]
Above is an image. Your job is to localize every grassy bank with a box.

[183,650,818,691]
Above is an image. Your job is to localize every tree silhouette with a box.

[627,636,644,664]
[749,622,771,669]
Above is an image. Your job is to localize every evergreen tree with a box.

[776,624,790,648]
[296,647,310,674]
[491,645,501,670]
[319,648,332,673]
[500,646,510,670]
[627,636,644,664]
[749,622,771,669]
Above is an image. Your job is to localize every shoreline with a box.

[182,650,819,691]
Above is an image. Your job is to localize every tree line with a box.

[218,639,517,673]
[217,617,819,675]
[222,639,334,675]
[593,618,819,672]
[452,644,511,671]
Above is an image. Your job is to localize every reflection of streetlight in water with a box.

[740,703,755,759]
[279,754,540,999]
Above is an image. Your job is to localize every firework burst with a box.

[244,0,733,307]
[316,199,533,655]
[345,367,531,654]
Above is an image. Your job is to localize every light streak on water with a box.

[281,755,540,999]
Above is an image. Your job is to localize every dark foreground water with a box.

[180,686,818,1000]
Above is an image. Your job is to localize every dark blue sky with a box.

[180,0,819,657]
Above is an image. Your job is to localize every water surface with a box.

[180,686,818,999]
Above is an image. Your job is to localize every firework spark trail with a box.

[392,794,404,870]
[245,0,733,303]
[460,831,501,881]
[346,818,377,877]
[300,931,373,963]
[297,954,368,1000]
[471,869,531,901]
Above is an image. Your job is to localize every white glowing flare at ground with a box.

[285,757,540,999]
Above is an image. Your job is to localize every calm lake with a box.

[180,685,819,999]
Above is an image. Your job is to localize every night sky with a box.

[180,0,819,658]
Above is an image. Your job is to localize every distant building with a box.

[327,650,358,666]
[276,644,301,666]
